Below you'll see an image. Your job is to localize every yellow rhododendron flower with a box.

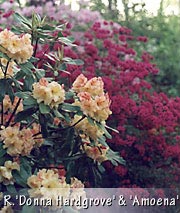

[0,161,20,185]
[76,92,97,118]
[0,29,33,63]
[0,204,13,213]
[84,76,104,96]
[0,125,43,157]
[0,126,24,156]
[0,58,14,79]
[72,74,112,122]
[27,175,42,189]
[72,115,104,141]
[31,123,44,146]
[72,73,88,93]
[27,169,85,209]
[32,78,65,108]
[28,169,71,207]
[2,95,23,113]
[72,74,104,96]
[83,143,108,163]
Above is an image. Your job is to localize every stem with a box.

[5,98,22,127]
[26,118,36,129]
[33,137,43,140]
[31,29,34,46]
[32,131,42,137]
[33,38,39,57]
[70,115,86,128]
[0,63,5,75]
[1,99,4,126]
[49,116,86,133]
[4,60,10,78]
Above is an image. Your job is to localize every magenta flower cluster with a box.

[58,20,180,188]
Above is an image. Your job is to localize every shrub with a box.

[0,12,124,212]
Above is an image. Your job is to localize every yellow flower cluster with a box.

[27,169,85,208]
[83,143,108,163]
[72,74,112,122]
[72,116,109,163]
[0,95,23,125]
[2,95,23,113]
[0,29,33,64]
[0,204,13,213]
[32,78,65,108]
[28,169,70,202]
[72,73,104,96]
[70,177,86,210]
[31,123,44,147]
[72,115,104,141]
[0,58,14,79]
[0,125,43,156]
[0,161,20,185]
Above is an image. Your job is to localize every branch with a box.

[5,98,22,127]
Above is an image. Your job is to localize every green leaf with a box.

[39,102,51,114]
[43,139,53,146]
[65,91,75,100]
[23,96,37,106]
[58,37,76,46]
[19,62,35,75]
[87,116,95,126]
[0,79,6,99]
[0,78,14,102]
[53,109,65,119]
[14,12,32,28]
[29,57,38,63]
[63,57,84,65]
[12,158,32,187]
[105,124,119,134]
[15,107,37,122]
[12,171,27,187]
[22,204,37,213]
[6,184,17,195]
[15,91,31,99]
[98,135,108,147]
[40,24,55,31]
[64,113,71,123]
[0,143,6,158]
[39,114,48,137]
[19,189,29,197]
[24,75,36,91]
[97,164,106,173]
[14,70,26,80]
[59,62,67,71]
[0,51,10,60]
[66,128,75,152]
[0,157,6,165]
[34,69,45,80]
[20,157,32,178]
[61,103,81,112]
[106,150,126,166]
[96,122,112,139]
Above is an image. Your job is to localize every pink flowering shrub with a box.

[64,20,180,188]
[41,20,180,188]
[0,0,102,29]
